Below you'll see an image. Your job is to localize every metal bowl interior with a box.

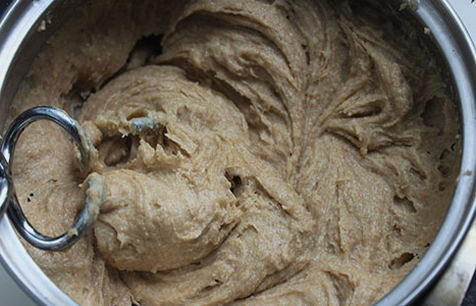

[0,0,475,305]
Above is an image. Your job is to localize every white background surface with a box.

[0,0,475,305]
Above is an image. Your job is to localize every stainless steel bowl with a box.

[0,0,475,305]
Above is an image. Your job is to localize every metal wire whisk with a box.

[0,106,99,251]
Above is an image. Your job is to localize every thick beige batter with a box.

[9,0,459,305]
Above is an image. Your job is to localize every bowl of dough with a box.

[0,0,475,305]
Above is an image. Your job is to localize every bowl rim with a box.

[0,0,475,305]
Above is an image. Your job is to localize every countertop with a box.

[0,0,475,305]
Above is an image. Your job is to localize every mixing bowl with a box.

[0,0,475,305]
